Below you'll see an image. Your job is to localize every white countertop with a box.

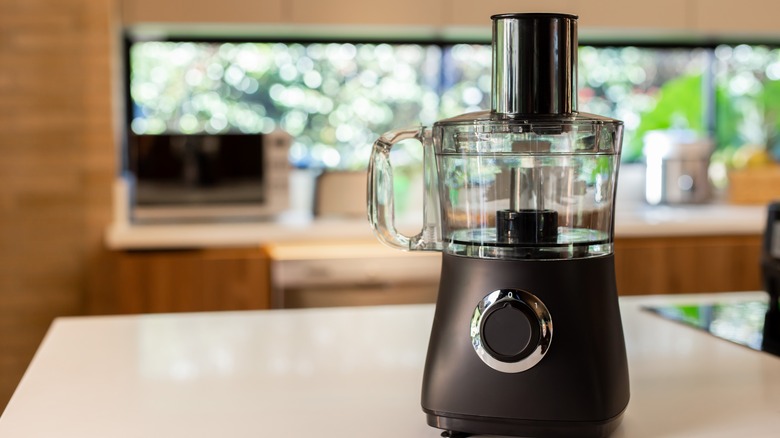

[105,204,767,249]
[1,292,779,437]
[615,203,766,237]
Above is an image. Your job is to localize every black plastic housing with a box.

[762,201,780,355]
[422,253,630,438]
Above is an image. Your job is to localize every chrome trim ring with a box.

[470,289,553,373]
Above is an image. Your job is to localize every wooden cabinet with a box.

[442,0,692,39]
[691,0,780,36]
[93,233,763,314]
[614,234,763,295]
[119,0,780,38]
[120,0,701,33]
[92,247,271,315]
[287,0,445,26]
[121,0,284,24]
[443,0,577,28]
[576,0,691,31]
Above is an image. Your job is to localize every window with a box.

[715,44,780,162]
[128,41,440,169]
[578,46,711,162]
[126,37,780,171]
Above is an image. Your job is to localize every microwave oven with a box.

[127,131,291,223]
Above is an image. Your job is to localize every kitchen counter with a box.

[615,203,765,237]
[105,204,768,249]
[2,292,779,437]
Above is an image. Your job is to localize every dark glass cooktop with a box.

[644,299,780,357]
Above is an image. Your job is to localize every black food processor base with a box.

[422,253,630,438]
[429,411,624,438]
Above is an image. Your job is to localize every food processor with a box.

[368,13,629,437]
[762,201,780,355]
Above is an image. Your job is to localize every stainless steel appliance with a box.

[643,129,713,205]
[368,13,629,437]
[128,130,291,222]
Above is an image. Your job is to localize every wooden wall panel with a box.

[0,0,116,411]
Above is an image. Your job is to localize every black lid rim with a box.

[490,12,578,20]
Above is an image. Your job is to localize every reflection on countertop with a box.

[644,299,770,354]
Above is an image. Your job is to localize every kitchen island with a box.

[1,292,779,437]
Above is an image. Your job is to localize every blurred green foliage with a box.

[131,42,441,169]
[630,74,740,162]
[630,75,705,161]
[760,80,780,158]
[130,41,780,170]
